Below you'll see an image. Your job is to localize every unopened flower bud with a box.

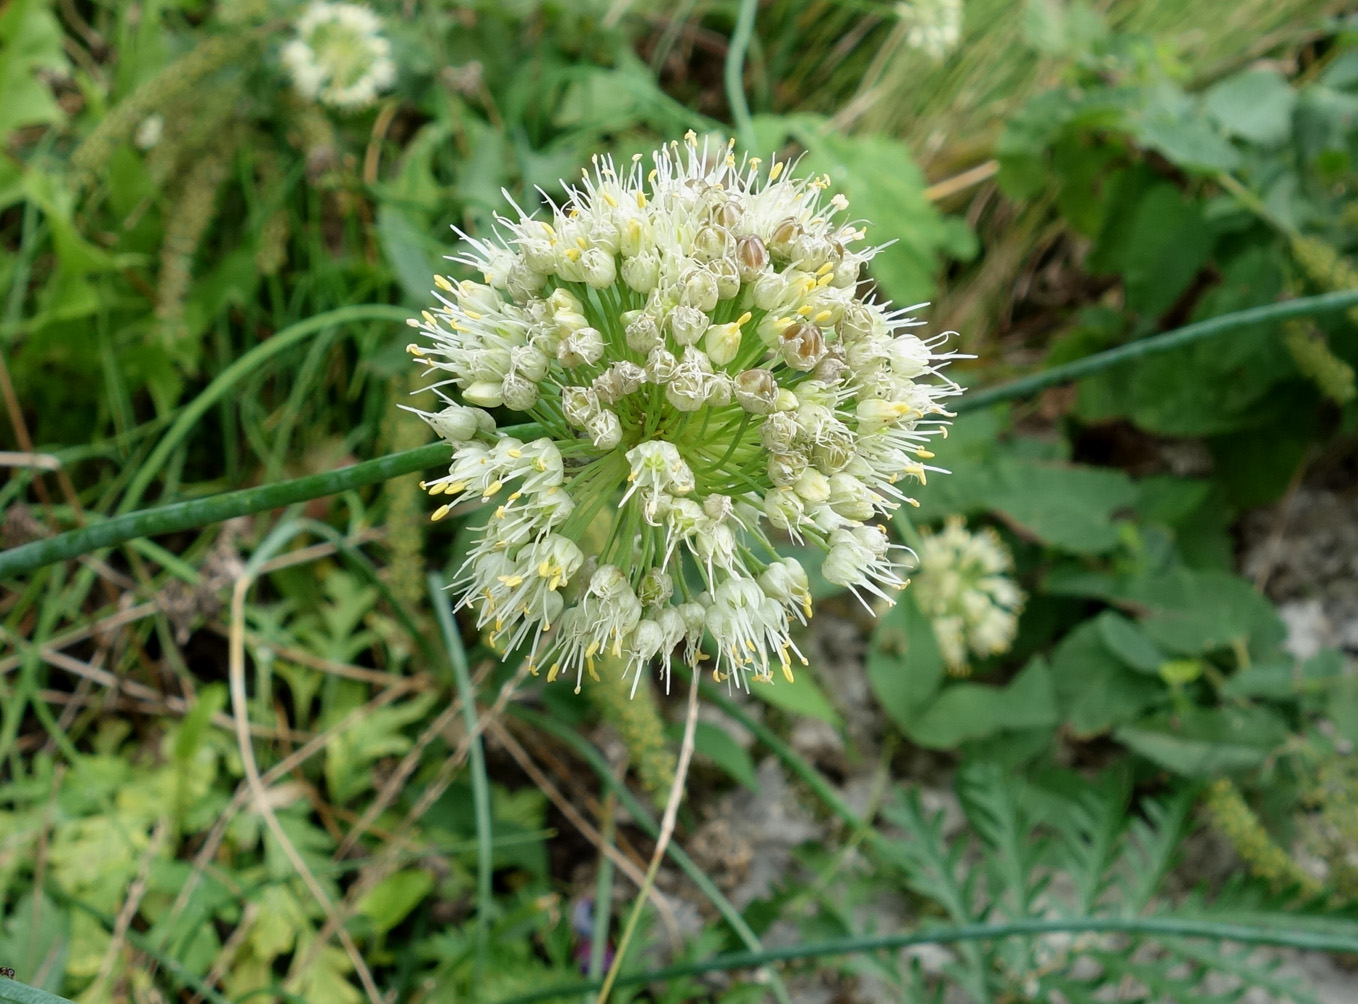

[581,247,617,288]
[562,386,599,428]
[735,234,768,279]
[559,326,606,368]
[626,312,662,353]
[463,380,503,407]
[734,368,778,414]
[588,409,622,450]
[780,322,826,371]
[760,412,800,453]
[501,372,539,411]
[621,252,660,293]
[793,467,831,503]
[670,305,707,346]
[769,452,807,488]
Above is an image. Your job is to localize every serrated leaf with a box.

[1050,621,1162,737]
[1115,706,1288,776]
[1205,70,1296,146]
[986,458,1137,553]
[907,658,1057,749]
[1095,612,1166,673]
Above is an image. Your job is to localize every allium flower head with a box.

[911,516,1024,674]
[895,0,963,61]
[407,133,962,693]
[282,2,396,111]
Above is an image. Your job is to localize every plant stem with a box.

[956,289,1358,414]
[725,0,760,154]
[11,291,1358,581]
[494,914,1358,1004]
[594,665,701,1004]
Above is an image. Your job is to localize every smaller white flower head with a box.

[911,516,1023,674]
[895,0,963,61]
[282,1,396,111]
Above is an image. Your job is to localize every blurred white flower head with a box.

[911,516,1023,674]
[895,0,963,61]
[407,133,963,694]
[282,1,395,111]
[135,114,164,150]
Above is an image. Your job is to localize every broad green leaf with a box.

[1095,612,1166,673]
[1126,569,1284,656]
[907,658,1057,749]
[751,664,842,726]
[1115,706,1288,776]
[0,982,77,1004]
[1050,621,1162,737]
[358,869,435,934]
[1205,70,1296,146]
[985,458,1137,553]
[0,893,68,993]
[377,204,440,305]
[688,721,758,790]
[0,0,67,137]
[1130,82,1240,173]
[866,595,945,734]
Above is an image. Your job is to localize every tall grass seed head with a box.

[282,1,395,111]
[911,516,1023,675]
[408,133,963,693]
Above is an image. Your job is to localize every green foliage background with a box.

[4,1,1358,1003]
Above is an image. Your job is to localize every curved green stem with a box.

[117,304,411,515]
[956,289,1358,414]
[491,914,1358,1004]
[0,443,447,580]
[725,0,759,153]
[9,292,1358,581]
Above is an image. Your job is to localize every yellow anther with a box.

[736,311,752,326]
[483,480,503,497]
[547,663,561,683]
[421,310,437,325]
[816,262,834,277]
[769,160,784,181]
[915,449,935,459]
[602,191,618,207]
[565,247,581,262]
[431,504,451,522]
[498,574,524,588]
[507,448,522,459]
[814,310,832,323]
[465,310,482,320]
[434,274,455,291]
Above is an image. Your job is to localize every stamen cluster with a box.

[282,2,396,111]
[911,516,1024,675]
[408,134,961,692]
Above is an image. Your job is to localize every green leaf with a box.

[0,0,67,137]
[866,595,945,734]
[689,721,758,790]
[377,205,440,305]
[1115,706,1289,776]
[0,892,68,993]
[1095,612,1166,673]
[357,869,435,934]
[1130,82,1240,173]
[907,658,1058,749]
[985,458,1137,553]
[1205,70,1296,146]
[0,982,78,1004]
[1091,181,1212,317]
[1126,570,1284,656]
[750,665,842,726]
[1050,621,1162,737]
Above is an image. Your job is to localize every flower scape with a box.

[407,133,962,694]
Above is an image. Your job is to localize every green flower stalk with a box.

[407,134,962,694]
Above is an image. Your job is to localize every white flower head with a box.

[895,0,963,61]
[282,2,396,111]
[911,516,1024,674]
[409,133,963,693]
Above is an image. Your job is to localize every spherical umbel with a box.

[406,133,963,694]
